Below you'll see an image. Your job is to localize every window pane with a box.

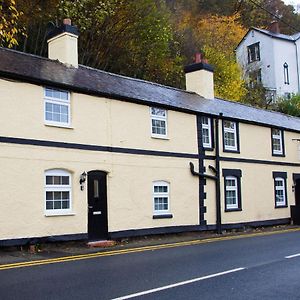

[224,121,234,129]
[53,113,60,122]
[54,201,61,209]
[202,117,209,125]
[46,191,53,200]
[202,128,209,144]
[62,201,70,209]
[46,201,53,209]
[45,89,53,98]
[62,191,69,200]
[61,105,68,114]
[60,91,69,100]
[53,104,60,113]
[46,112,52,121]
[61,176,69,185]
[61,114,68,123]
[225,132,235,147]
[151,107,166,116]
[94,180,99,198]
[53,176,61,185]
[45,102,52,112]
[273,139,281,150]
[53,90,61,99]
[272,129,280,136]
[46,176,53,185]
[54,191,62,200]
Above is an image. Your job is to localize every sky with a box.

[283,0,299,5]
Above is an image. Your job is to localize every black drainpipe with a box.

[190,113,223,234]
[215,113,222,234]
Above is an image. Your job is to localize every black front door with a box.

[88,171,108,240]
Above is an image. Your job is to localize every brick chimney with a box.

[47,19,79,68]
[184,53,214,99]
[269,20,280,34]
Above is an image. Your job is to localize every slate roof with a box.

[0,47,300,131]
[236,27,300,49]
[253,27,300,42]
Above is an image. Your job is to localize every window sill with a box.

[45,212,75,217]
[151,135,169,140]
[203,146,214,152]
[153,213,173,219]
[223,149,240,154]
[275,205,288,209]
[225,208,242,212]
[248,60,260,64]
[45,123,74,129]
[272,153,285,157]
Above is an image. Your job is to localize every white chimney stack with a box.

[184,53,215,99]
[47,19,79,68]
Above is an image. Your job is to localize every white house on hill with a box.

[236,21,300,100]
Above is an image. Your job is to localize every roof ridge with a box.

[0,47,197,96]
[252,27,296,41]
[214,97,300,121]
[79,64,197,96]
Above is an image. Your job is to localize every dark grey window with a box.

[284,63,289,85]
[249,69,262,88]
[247,43,260,63]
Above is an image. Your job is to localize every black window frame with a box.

[223,169,242,212]
[273,171,288,208]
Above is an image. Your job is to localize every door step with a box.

[87,240,116,248]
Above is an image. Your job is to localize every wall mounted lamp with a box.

[80,171,87,191]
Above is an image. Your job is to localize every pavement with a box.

[0,224,299,266]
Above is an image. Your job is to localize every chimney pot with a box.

[195,53,202,63]
[63,18,72,26]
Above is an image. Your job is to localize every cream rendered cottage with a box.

[1,20,300,246]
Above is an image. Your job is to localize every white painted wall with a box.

[273,38,298,96]
[236,29,300,98]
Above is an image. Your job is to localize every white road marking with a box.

[285,253,300,259]
[111,267,245,300]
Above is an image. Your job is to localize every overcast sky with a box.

[283,0,298,5]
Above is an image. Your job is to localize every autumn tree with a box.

[276,94,300,117]
[236,0,300,34]
[194,14,247,101]
[0,0,25,48]
[16,0,183,87]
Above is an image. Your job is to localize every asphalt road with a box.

[1,230,300,300]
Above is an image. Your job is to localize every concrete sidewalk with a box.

[1,225,299,266]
